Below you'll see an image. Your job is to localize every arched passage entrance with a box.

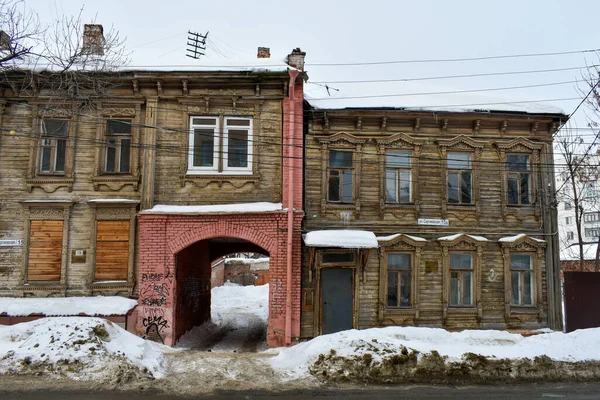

[136,211,302,347]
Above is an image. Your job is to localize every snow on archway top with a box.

[141,202,283,215]
[303,230,378,248]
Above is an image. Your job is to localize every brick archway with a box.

[136,212,302,347]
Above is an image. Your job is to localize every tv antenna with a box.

[186,31,209,59]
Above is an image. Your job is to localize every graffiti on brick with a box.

[142,315,168,343]
[180,276,204,314]
[165,266,174,284]
[143,307,165,318]
[141,297,166,306]
[141,283,170,298]
[141,273,164,283]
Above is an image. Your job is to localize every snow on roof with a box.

[377,233,427,242]
[304,230,379,248]
[561,243,598,261]
[141,202,283,215]
[0,296,138,317]
[305,81,566,115]
[438,233,488,242]
[87,199,139,204]
[498,233,546,243]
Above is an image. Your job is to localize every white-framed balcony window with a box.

[223,117,253,173]
[188,117,219,173]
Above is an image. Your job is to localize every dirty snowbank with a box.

[0,296,137,316]
[0,317,168,381]
[268,326,600,381]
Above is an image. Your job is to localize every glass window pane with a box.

[328,171,340,202]
[387,272,398,307]
[461,171,472,203]
[507,154,530,171]
[399,170,411,203]
[507,175,519,204]
[192,117,217,126]
[341,170,353,202]
[119,139,131,173]
[227,129,249,168]
[450,253,472,269]
[450,273,459,306]
[463,271,472,305]
[107,120,132,135]
[322,252,354,263]
[448,172,459,203]
[329,150,353,168]
[226,118,251,127]
[385,170,397,203]
[520,173,530,204]
[40,147,51,172]
[388,254,411,270]
[511,271,521,305]
[105,145,116,172]
[43,120,68,137]
[193,129,214,167]
[400,270,412,307]
[386,150,411,168]
[523,272,533,305]
[55,139,66,173]
[447,152,471,169]
[511,255,532,270]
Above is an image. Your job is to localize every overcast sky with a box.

[27,0,600,139]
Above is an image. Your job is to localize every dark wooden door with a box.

[321,267,353,334]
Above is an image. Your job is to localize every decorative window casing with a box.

[438,234,486,321]
[315,132,367,216]
[378,234,426,323]
[496,137,544,220]
[375,133,424,220]
[499,235,546,320]
[20,201,73,292]
[437,135,485,219]
[187,116,253,175]
[39,119,68,175]
[92,105,141,191]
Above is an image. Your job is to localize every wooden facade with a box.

[301,108,566,338]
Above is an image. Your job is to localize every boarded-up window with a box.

[95,221,130,281]
[28,220,63,281]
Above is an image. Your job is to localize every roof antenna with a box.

[186,31,209,59]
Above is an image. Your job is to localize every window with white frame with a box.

[447,152,473,204]
[39,119,68,175]
[385,150,412,204]
[567,231,574,240]
[387,253,412,308]
[187,116,253,174]
[506,154,531,205]
[565,216,573,225]
[584,212,600,223]
[564,201,572,210]
[510,254,534,306]
[104,120,132,173]
[449,253,473,306]
[585,228,600,238]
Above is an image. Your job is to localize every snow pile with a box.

[377,234,427,242]
[438,233,488,242]
[0,317,167,380]
[304,230,378,248]
[269,326,600,380]
[142,202,283,215]
[211,282,269,324]
[498,233,545,243]
[0,296,138,317]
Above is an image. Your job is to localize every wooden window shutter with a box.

[27,220,63,281]
[95,221,130,281]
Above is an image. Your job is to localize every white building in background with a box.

[555,153,600,260]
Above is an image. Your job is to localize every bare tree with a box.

[0,0,41,69]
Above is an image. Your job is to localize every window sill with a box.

[183,173,260,189]
[384,308,416,315]
[91,175,139,191]
[19,283,66,295]
[25,177,74,193]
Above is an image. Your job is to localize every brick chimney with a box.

[286,48,306,71]
[82,24,105,56]
[257,47,270,59]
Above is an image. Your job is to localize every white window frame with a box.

[223,116,253,174]
[187,116,220,174]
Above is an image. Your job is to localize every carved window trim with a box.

[378,234,426,322]
[89,201,138,287]
[92,104,141,192]
[496,137,544,220]
[375,133,424,219]
[499,235,546,321]
[19,200,73,289]
[315,132,366,216]
[437,135,486,219]
[438,234,487,322]
[26,107,76,193]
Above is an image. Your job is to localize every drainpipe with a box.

[285,69,299,345]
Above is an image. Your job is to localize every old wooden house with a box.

[301,99,566,338]
[0,27,306,347]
